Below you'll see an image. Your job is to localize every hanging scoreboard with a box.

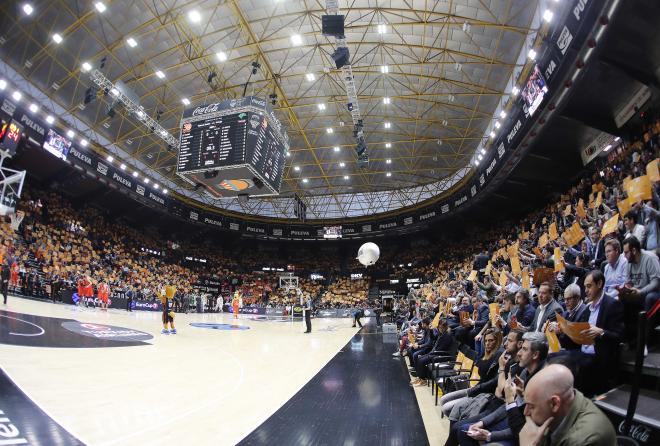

[177,96,289,198]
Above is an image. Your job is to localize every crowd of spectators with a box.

[390,115,660,445]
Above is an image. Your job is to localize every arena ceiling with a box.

[0,0,544,219]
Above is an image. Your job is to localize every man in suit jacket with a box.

[576,269,624,396]
[553,283,590,351]
[528,282,563,332]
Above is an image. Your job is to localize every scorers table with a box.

[177,96,289,198]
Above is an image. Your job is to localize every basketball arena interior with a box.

[1,0,660,445]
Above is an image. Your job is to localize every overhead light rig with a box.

[323,0,368,167]
[88,69,179,150]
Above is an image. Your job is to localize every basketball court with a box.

[1,297,442,445]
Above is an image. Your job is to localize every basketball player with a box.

[9,260,19,291]
[159,284,177,334]
[97,279,110,310]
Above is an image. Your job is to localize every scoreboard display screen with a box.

[177,97,287,197]
[178,112,248,172]
[0,119,23,156]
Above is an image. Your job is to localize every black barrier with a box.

[61,289,162,312]
[292,305,304,318]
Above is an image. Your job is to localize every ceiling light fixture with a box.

[144,178,150,184]
[120,163,126,170]
[494,121,501,129]
[291,34,303,46]
[527,49,537,60]
[163,189,168,194]
[107,155,114,162]
[383,97,391,104]
[126,37,137,47]
[344,175,349,180]
[326,128,333,134]
[489,131,496,138]
[380,65,389,74]
[294,166,300,171]
[12,91,21,101]
[333,146,340,152]
[385,143,391,148]
[95,2,106,13]
[155,70,165,79]
[511,86,520,96]
[46,115,54,124]
[384,122,391,128]
[188,10,202,23]
[386,159,391,164]
[305,73,315,82]
[52,33,63,44]
[154,184,159,190]
[377,24,387,34]
[339,162,345,167]
[132,171,138,177]
[499,110,507,119]
[28,103,39,113]
[216,51,228,62]
[302,178,308,183]
[0,80,6,90]
[317,103,326,111]
[543,9,554,23]
[182,98,190,105]
[386,172,392,177]
[80,139,88,147]
[67,130,75,138]
[23,4,33,15]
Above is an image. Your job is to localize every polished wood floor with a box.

[0,297,433,445]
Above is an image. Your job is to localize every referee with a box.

[304,294,312,333]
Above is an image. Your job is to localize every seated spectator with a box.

[448,332,548,446]
[528,282,563,332]
[440,328,503,415]
[624,211,646,247]
[603,238,628,297]
[454,295,489,348]
[549,284,590,351]
[518,364,616,445]
[410,319,453,385]
[510,289,535,330]
[621,236,660,311]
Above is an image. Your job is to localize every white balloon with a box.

[357,242,380,266]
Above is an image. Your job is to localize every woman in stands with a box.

[439,328,503,418]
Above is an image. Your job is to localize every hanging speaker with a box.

[322,15,345,38]
[331,47,350,69]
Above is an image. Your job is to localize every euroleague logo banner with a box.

[61,322,153,342]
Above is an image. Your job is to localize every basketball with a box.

[357,242,380,266]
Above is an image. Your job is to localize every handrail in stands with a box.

[622,311,647,436]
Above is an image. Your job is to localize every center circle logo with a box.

[61,321,153,342]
